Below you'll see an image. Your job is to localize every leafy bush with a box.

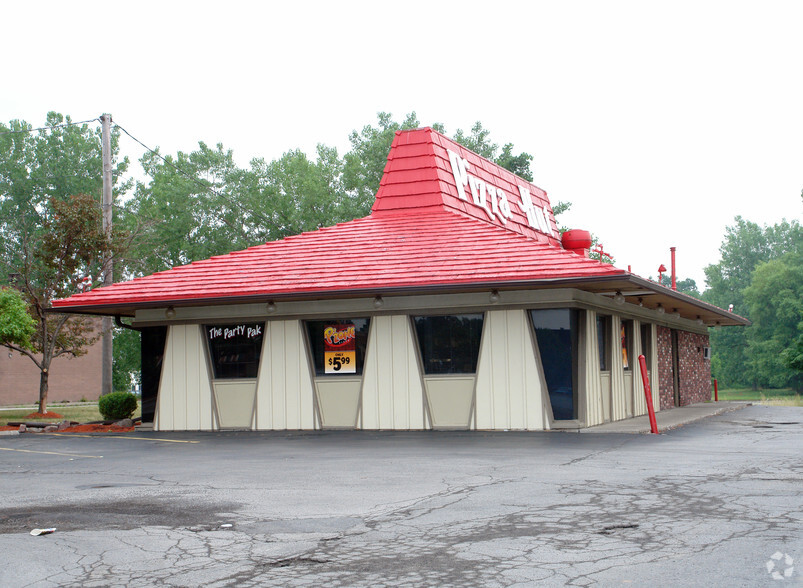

[98,391,138,420]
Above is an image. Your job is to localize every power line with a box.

[113,120,275,231]
[0,118,101,137]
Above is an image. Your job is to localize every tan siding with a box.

[255,320,315,430]
[583,310,605,427]
[609,315,627,421]
[361,315,425,429]
[155,325,214,431]
[475,309,546,430]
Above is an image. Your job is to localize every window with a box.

[597,315,611,371]
[530,309,579,420]
[621,320,633,370]
[640,324,652,366]
[205,323,265,379]
[305,318,371,377]
[413,314,484,375]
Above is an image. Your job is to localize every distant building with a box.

[0,336,101,405]
[53,128,747,431]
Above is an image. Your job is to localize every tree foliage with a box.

[659,275,701,298]
[0,287,36,349]
[703,217,803,388]
[113,326,141,393]
[743,252,803,389]
[0,113,130,412]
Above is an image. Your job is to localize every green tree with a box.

[121,142,248,277]
[1,114,131,412]
[112,326,141,392]
[0,287,36,349]
[4,194,119,413]
[703,216,803,387]
[123,142,354,277]
[743,252,803,390]
[342,112,422,216]
[1,113,130,272]
[659,275,701,298]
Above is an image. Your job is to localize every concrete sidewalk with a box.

[579,401,750,434]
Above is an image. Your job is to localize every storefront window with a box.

[621,320,633,370]
[640,323,651,365]
[205,323,265,379]
[413,314,484,374]
[597,315,610,371]
[306,319,371,377]
[530,309,578,420]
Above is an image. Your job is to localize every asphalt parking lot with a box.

[1,404,800,587]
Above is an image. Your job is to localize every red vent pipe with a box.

[670,247,677,291]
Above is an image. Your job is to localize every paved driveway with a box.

[1,404,800,587]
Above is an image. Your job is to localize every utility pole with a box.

[100,114,113,396]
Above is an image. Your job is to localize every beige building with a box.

[53,129,747,431]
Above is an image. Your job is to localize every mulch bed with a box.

[24,411,64,419]
[58,424,136,433]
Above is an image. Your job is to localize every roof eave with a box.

[47,272,748,327]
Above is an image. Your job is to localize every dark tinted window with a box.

[640,323,651,365]
[205,323,264,379]
[306,319,371,377]
[530,309,578,420]
[597,315,610,371]
[413,314,484,374]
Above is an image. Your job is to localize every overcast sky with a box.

[3,1,802,289]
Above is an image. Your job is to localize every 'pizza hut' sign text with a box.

[447,149,555,237]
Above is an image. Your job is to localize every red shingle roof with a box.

[53,128,626,312]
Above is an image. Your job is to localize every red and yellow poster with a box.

[324,323,356,374]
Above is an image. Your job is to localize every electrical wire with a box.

[1,117,276,250]
[0,118,100,136]
[113,121,275,230]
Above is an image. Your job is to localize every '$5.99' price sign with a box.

[324,323,356,374]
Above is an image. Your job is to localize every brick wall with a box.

[656,326,675,410]
[655,326,712,410]
[677,330,712,405]
[0,338,102,406]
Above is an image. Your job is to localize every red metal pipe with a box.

[714,378,718,402]
[638,354,659,434]
[670,247,677,291]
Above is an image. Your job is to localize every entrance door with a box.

[671,330,680,407]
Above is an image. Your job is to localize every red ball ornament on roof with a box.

[562,229,592,256]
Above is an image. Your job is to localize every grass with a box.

[717,387,803,406]
[0,402,142,426]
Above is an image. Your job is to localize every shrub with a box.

[98,391,138,420]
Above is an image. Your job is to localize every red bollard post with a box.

[713,379,718,402]
[638,354,659,434]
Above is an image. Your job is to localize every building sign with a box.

[323,323,356,374]
[207,324,263,341]
[447,149,555,237]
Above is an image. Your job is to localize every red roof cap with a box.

[372,128,560,245]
